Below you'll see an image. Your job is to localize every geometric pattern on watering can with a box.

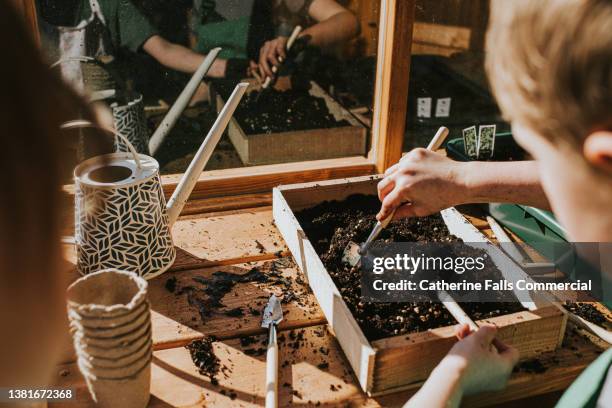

[112,96,150,155]
[75,174,175,279]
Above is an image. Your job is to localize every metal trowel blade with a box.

[261,294,283,328]
[342,241,362,267]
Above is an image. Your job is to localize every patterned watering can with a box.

[67,82,248,280]
[91,90,149,154]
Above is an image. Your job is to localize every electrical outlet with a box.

[417,97,432,118]
[435,97,451,118]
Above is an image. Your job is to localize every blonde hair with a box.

[486,0,612,147]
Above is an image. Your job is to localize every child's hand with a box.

[257,36,288,78]
[445,324,519,396]
[376,149,467,221]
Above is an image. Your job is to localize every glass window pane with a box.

[404,0,513,159]
[36,0,382,174]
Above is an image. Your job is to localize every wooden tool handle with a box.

[426,126,450,151]
[262,26,303,89]
[378,126,449,225]
[380,209,396,228]
[265,325,279,408]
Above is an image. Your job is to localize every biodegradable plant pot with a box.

[75,326,152,360]
[76,320,151,349]
[69,301,149,329]
[69,306,150,339]
[82,358,151,408]
[79,351,152,380]
[50,56,117,94]
[81,59,117,93]
[77,338,152,370]
[67,268,153,404]
[67,269,148,317]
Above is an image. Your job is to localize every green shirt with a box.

[78,0,158,53]
[556,348,612,408]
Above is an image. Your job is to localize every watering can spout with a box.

[148,48,222,156]
[165,82,250,226]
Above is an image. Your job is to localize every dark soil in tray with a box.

[213,81,350,134]
[563,302,612,328]
[296,194,525,340]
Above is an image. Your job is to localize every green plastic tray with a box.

[445,134,568,243]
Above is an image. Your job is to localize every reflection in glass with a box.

[405,0,512,156]
[36,0,381,174]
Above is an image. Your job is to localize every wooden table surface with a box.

[52,194,609,407]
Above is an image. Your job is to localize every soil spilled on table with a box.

[167,259,310,323]
[296,194,525,340]
[214,81,350,134]
[186,336,221,385]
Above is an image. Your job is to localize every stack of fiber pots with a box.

[67,269,152,408]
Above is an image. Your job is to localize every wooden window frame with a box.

[26,0,415,199]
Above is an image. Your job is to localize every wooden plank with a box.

[180,192,272,216]
[149,258,326,349]
[170,207,288,270]
[51,325,377,408]
[371,307,565,392]
[160,156,375,200]
[62,156,374,203]
[60,191,273,236]
[413,22,471,50]
[411,42,464,57]
[58,258,326,361]
[371,0,415,172]
[11,0,40,46]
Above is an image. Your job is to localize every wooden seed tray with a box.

[213,80,367,166]
[273,175,567,395]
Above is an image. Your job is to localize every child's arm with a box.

[377,149,550,221]
[142,35,227,78]
[405,325,519,408]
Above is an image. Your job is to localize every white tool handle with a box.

[165,82,249,226]
[149,48,221,155]
[262,26,303,89]
[439,290,479,331]
[265,325,279,408]
[286,25,303,50]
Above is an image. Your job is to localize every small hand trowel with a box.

[342,126,450,269]
[261,294,283,408]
